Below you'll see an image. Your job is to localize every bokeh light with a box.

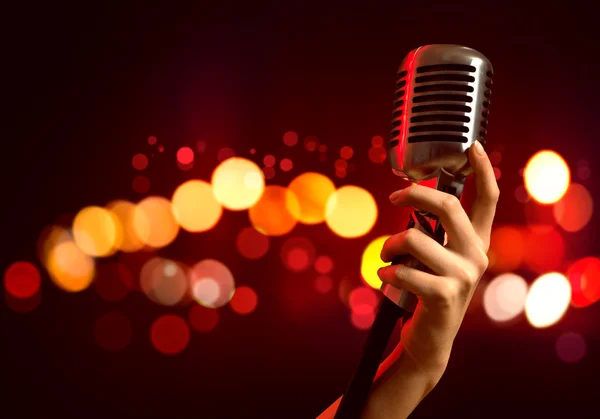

[525,272,571,328]
[361,236,391,289]
[236,226,269,259]
[94,262,134,302]
[190,259,235,308]
[280,158,293,172]
[263,166,275,180]
[5,290,41,313]
[171,180,223,233]
[349,286,379,315]
[523,227,565,273]
[487,226,525,273]
[281,236,316,272]
[230,286,258,315]
[493,167,501,181]
[132,175,150,194]
[335,159,348,170]
[371,136,384,147]
[315,276,333,294]
[249,185,300,236]
[568,257,600,308]
[188,304,219,332]
[177,147,194,165]
[304,136,319,151]
[314,255,333,274]
[283,131,299,147]
[325,186,378,238]
[350,311,376,330]
[140,258,188,306]
[489,151,502,166]
[132,153,149,171]
[555,332,586,363]
[217,147,235,162]
[483,273,528,322]
[264,155,276,167]
[212,157,265,211]
[148,136,157,145]
[94,312,132,352]
[368,146,387,163]
[158,145,165,153]
[47,239,95,292]
[37,225,72,266]
[553,183,593,232]
[287,172,336,225]
[150,314,190,355]
[4,261,41,299]
[72,206,119,257]
[524,150,570,204]
[107,200,145,252]
[133,196,179,248]
[340,146,354,160]
[514,185,530,204]
[196,140,207,153]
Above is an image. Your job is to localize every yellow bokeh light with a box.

[171,180,223,232]
[525,272,571,328]
[249,186,300,236]
[47,240,95,292]
[361,235,391,289]
[107,200,145,252]
[72,206,119,257]
[325,186,378,238]
[133,196,179,248]
[524,150,570,204]
[287,172,336,224]
[211,157,265,210]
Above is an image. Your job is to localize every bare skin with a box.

[318,140,500,418]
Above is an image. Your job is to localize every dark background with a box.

[2,1,599,418]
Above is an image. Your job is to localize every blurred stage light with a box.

[177,147,194,165]
[5,290,41,313]
[360,236,391,289]
[514,185,530,204]
[325,186,378,238]
[368,146,387,163]
[132,175,150,194]
[132,153,149,171]
[217,147,235,162]
[524,150,570,204]
[487,226,525,273]
[150,314,190,355]
[94,312,132,352]
[525,272,571,328]
[263,155,276,167]
[553,183,593,233]
[314,255,334,274]
[315,276,333,294]
[371,136,384,147]
[340,146,354,160]
[280,158,293,172]
[568,257,600,308]
[523,227,565,273]
[287,172,336,224]
[133,196,179,248]
[236,226,269,260]
[350,311,376,330]
[483,273,528,322]
[72,206,119,257]
[107,200,145,252]
[195,140,207,153]
[212,157,265,210]
[230,286,258,315]
[47,239,95,292]
[248,185,299,236]
[280,236,316,272]
[188,304,219,332]
[140,258,188,306]
[555,332,586,363]
[190,259,235,308]
[37,225,72,266]
[304,136,319,152]
[171,180,223,233]
[148,136,157,145]
[94,262,134,302]
[4,261,41,299]
[349,286,379,315]
[283,131,299,147]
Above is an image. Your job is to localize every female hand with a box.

[377,140,500,377]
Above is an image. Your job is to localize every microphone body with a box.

[335,44,493,419]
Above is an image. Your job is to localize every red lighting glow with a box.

[555,332,586,363]
[150,315,190,355]
[568,257,600,308]
[230,286,258,315]
[523,227,565,273]
[132,153,149,171]
[236,227,269,260]
[340,146,354,160]
[263,155,276,167]
[4,261,41,299]
[94,262,133,302]
[371,136,384,147]
[349,286,379,315]
[176,147,194,165]
[350,311,376,330]
[304,136,319,152]
[280,158,293,172]
[368,146,387,163]
[314,255,333,274]
[217,147,235,162]
[281,236,316,272]
[148,136,157,145]
[315,276,333,294]
[188,304,219,332]
[283,131,299,147]
[132,176,150,194]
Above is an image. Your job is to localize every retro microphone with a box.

[334,44,494,418]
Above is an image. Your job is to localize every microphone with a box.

[334,44,493,418]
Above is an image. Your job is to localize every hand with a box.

[377,140,500,377]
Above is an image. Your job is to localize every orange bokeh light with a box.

[325,186,378,238]
[133,196,179,249]
[140,258,188,306]
[487,226,525,273]
[287,172,336,225]
[171,180,223,233]
[107,200,145,252]
[47,239,95,292]
[249,185,300,236]
[72,206,119,257]
[553,183,593,233]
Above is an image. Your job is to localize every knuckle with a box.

[488,185,500,203]
[456,263,479,286]
[402,228,419,246]
[433,281,459,306]
[441,194,461,214]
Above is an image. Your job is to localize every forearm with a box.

[318,344,445,419]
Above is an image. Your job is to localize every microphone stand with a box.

[334,168,466,419]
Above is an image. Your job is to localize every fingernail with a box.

[389,189,403,201]
[473,140,485,155]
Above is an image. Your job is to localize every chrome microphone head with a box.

[388,44,494,182]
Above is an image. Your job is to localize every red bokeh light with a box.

[335,169,347,179]
[523,227,565,273]
[5,291,41,313]
[555,332,586,363]
[288,249,309,271]
[158,145,165,153]
[188,304,219,332]
[335,159,348,170]
[150,315,190,355]
[4,261,41,299]
[315,276,333,294]
[371,136,384,147]
[368,146,387,163]
[132,175,150,194]
[314,255,333,274]
[263,155,276,168]
[148,136,157,145]
[568,257,600,308]
[349,286,379,315]
[489,151,502,166]
[217,147,235,162]
[230,286,258,315]
[493,167,501,180]
[280,158,293,172]
[283,131,299,147]
[94,312,132,352]
[281,236,316,273]
[263,166,275,180]
[196,140,207,153]
[350,311,376,330]
[304,136,319,152]
[236,227,269,260]
[94,262,134,302]
[340,146,354,160]
[488,226,525,273]
[176,147,194,165]
[250,148,256,155]
[319,144,328,153]
[132,153,149,171]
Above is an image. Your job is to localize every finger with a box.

[377,264,448,304]
[380,228,463,277]
[468,140,500,250]
[389,184,479,256]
